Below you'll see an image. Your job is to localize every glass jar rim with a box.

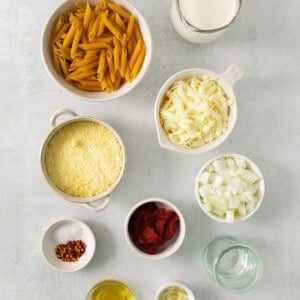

[213,244,263,293]
[175,0,242,33]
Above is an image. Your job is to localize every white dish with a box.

[124,198,186,259]
[195,153,265,223]
[154,64,243,154]
[41,219,96,272]
[155,282,195,300]
[41,0,152,101]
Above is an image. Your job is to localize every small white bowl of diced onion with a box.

[195,154,265,223]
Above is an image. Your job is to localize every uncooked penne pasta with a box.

[108,11,116,22]
[79,42,111,50]
[102,14,122,40]
[52,16,65,39]
[78,60,99,73]
[93,36,114,43]
[115,13,126,32]
[69,60,79,72]
[106,50,116,83]
[86,75,98,80]
[99,0,108,10]
[85,49,99,59]
[63,24,77,48]
[76,12,85,19]
[97,48,107,81]
[71,26,82,59]
[75,3,86,9]
[125,64,131,82]
[83,3,92,30]
[129,39,143,69]
[126,15,135,41]
[113,36,121,49]
[78,79,102,87]
[51,0,146,92]
[70,13,80,26]
[53,23,70,43]
[68,70,95,81]
[113,44,121,72]
[59,57,69,78]
[113,73,122,90]
[88,14,101,41]
[52,45,61,74]
[97,11,108,36]
[100,75,107,89]
[56,44,72,60]
[120,47,127,77]
[127,38,134,59]
[120,33,127,47]
[131,44,146,79]
[107,2,130,19]
[76,83,103,91]
[105,72,113,92]
[66,68,83,79]
[88,11,96,32]
[133,23,143,41]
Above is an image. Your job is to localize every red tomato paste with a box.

[129,203,180,254]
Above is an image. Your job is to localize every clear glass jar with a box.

[203,236,263,293]
[171,0,242,44]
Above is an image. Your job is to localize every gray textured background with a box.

[0,0,299,299]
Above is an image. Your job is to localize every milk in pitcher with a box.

[171,0,241,43]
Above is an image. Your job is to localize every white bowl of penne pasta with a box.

[41,0,152,101]
[154,64,244,154]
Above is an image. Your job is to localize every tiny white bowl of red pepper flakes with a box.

[41,218,96,272]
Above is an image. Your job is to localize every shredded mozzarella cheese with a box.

[160,76,231,148]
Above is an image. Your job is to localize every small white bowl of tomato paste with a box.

[124,198,186,259]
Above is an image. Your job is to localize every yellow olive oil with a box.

[86,280,135,300]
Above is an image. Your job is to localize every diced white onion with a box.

[198,171,210,184]
[198,185,212,197]
[228,198,240,209]
[197,157,261,221]
[238,203,246,216]
[226,210,235,223]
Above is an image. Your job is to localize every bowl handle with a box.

[50,109,78,128]
[222,64,244,86]
[84,195,111,212]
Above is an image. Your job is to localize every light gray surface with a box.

[0,0,299,299]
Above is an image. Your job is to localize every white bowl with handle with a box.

[40,109,126,212]
[154,64,244,154]
[41,0,152,101]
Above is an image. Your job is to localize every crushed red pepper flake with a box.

[55,240,86,262]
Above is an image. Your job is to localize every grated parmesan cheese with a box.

[159,76,232,148]
[45,121,123,197]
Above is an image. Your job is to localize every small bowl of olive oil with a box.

[85,280,136,300]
